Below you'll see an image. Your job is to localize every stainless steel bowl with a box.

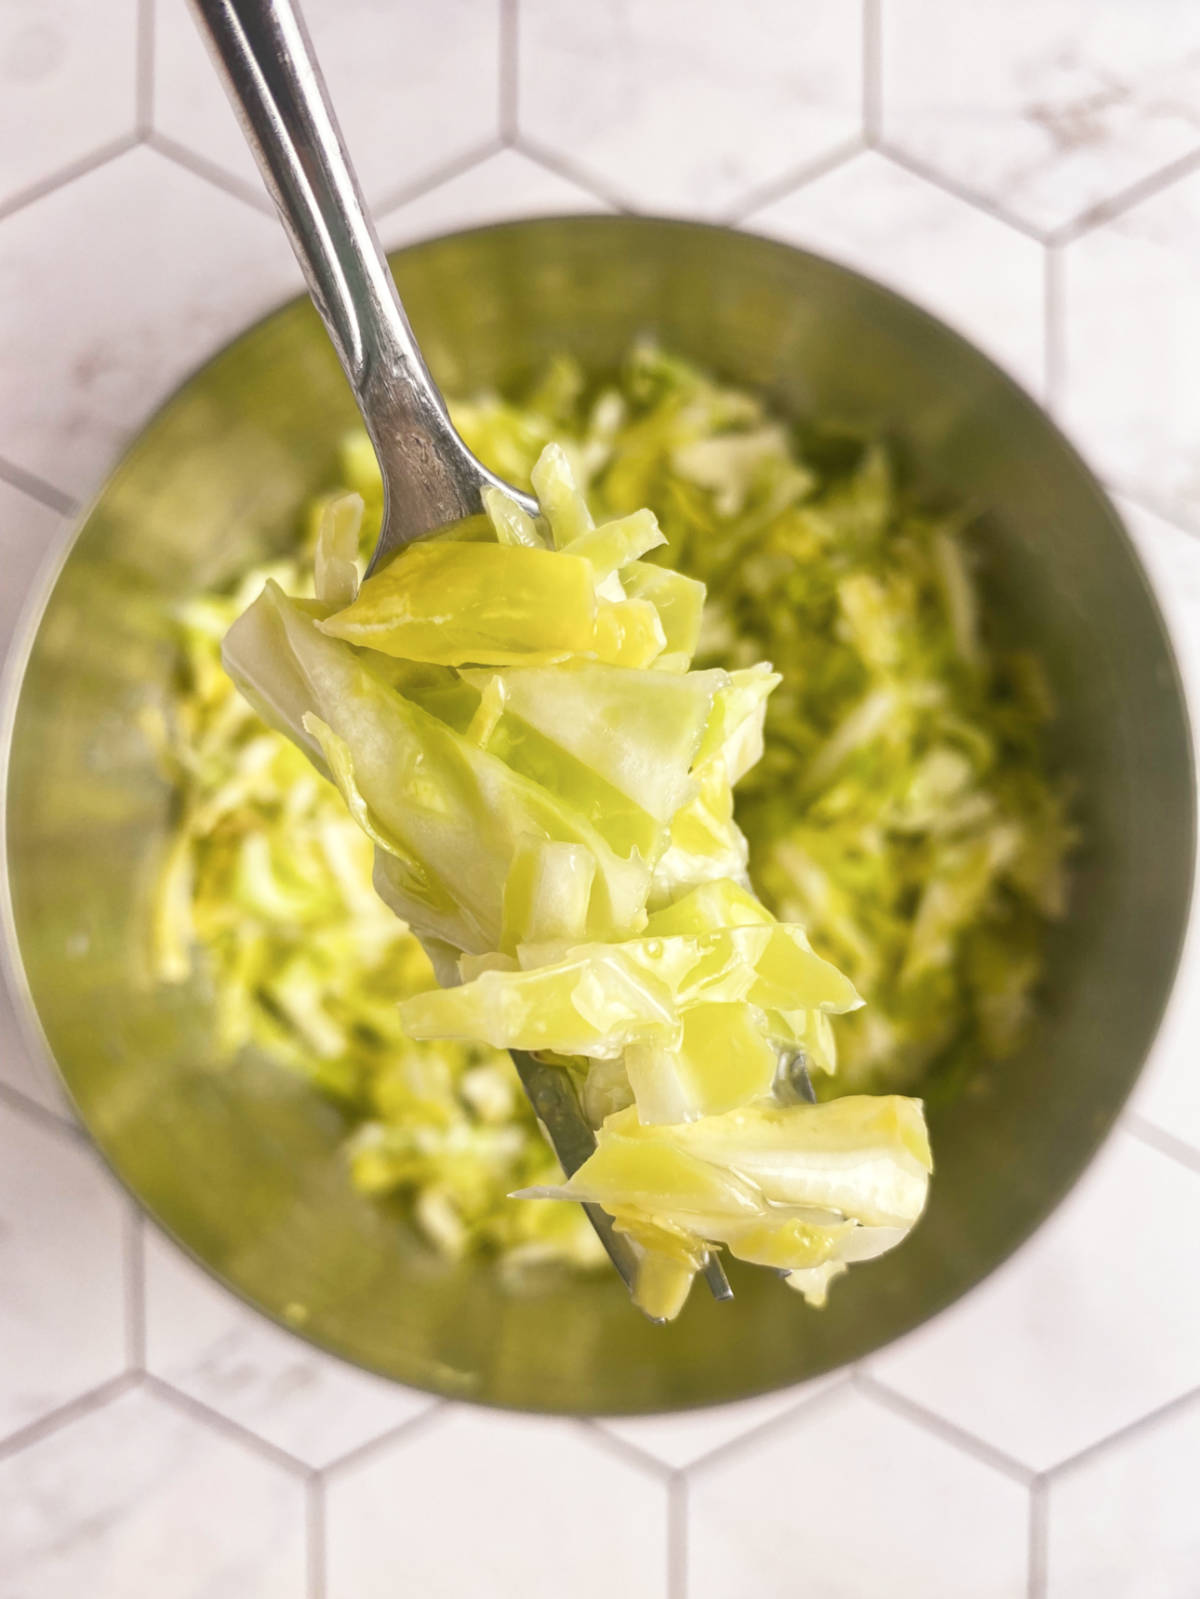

[3,217,1193,1413]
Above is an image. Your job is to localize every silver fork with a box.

[189,0,733,1310]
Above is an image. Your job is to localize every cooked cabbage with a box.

[223,441,931,1317]
[145,546,607,1277]
[150,343,1072,1316]
[447,346,1076,1098]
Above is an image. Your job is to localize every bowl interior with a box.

[4,217,1193,1413]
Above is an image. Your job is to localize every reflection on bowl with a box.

[2,218,1192,1414]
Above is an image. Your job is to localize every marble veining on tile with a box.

[881,0,1200,233]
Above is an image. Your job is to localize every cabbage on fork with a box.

[224,444,930,1319]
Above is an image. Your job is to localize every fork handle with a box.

[188,0,498,548]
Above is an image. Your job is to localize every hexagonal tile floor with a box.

[3,3,1200,1593]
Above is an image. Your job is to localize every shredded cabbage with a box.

[145,544,607,1278]
[447,347,1076,1099]
[150,343,1072,1318]
[223,438,932,1319]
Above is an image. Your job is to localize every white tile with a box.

[0,144,299,500]
[0,476,77,1120]
[379,147,610,249]
[1115,497,1200,1156]
[0,1384,307,1599]
[152,0,501,210]
[1061,167,1200,526]
[326,1407,667,1599]
[143,1227,431,1469]
[870,1130,1200,1470]
[598,1374,841,1471]
[688,1385,1029,1599]
[0,965,75,1121]
[0,0,138,208]
[881,0,1200,234]
[0,476,65,659]
[517,0,861,217]
[1046,1394,1200,1598]
[0,1100,127,1440]
[744,150,1046,394]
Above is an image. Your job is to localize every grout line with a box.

[724,136,864,224]
[1049,140,1200,245]
[373,138,505,222]
[873,140,1051,243]
[668,1471,688,1599]
[136,0,156,136]
[306,1475,327,1599]
[1028,1476,1049,1599]
[319,1399,448,1480]
[0,134,141,228]
[685,1375,851,1476]
[862,0,882,142]
[855,1371,1037,1486]
[123,1206,147,1372]
[498,0,519,142]
[1101,476,1200,540]
[0,1372,137,1463]
[1047,1384,1200,1482]
[141,1371,311,1478]
[143,131,276,216]
[0,1078,82,1137]
[1104,480,1200,541]
[0,455,78,516]
[1122,1110,1200,1177]
[1043,243,1065,412]
[576,1419,673,1483]
[511,133,636,212]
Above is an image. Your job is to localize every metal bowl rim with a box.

[1,211,1193,1414]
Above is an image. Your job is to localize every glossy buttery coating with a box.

[4,218,1192,1411]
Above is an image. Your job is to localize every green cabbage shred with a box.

[149,342,1072,1301]
[146,555,608,1278]
[448,347,1076,1100]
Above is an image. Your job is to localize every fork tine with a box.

[510,1050,644,1302]
[511,1049,733,1313]
[703,1254,735,1300]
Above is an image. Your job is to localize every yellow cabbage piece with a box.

[520,1097,931,1312]
[223,440,932,1319]
[319,541,600,667]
